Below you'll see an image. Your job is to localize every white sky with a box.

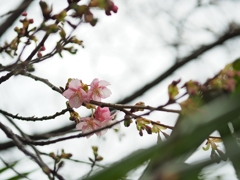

[0,0,240,179]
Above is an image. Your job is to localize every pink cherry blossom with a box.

[76,107,118,138]
[94,107,119,132]
[88,78,111,101]
[63,79,89,108]
[76,117,107,138]
[94,106,114,122]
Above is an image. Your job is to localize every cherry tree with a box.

[1,0,240,179]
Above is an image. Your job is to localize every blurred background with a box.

[1,0,240,179]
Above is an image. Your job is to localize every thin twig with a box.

[0,0,33,37]
[21,72,63,94]
[0,108,69,121]
[0,121,64,180]
[0,156,31,180]
[90,100,180,114]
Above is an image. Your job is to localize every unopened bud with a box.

[112,5,118,13]
[57,161,64,169]
[29,19,34,24]
[22,12,27,16]
[40,46,46,51]
[145,125,152,134]
[37,52,42,58]
[96,156,103,161]
[14,27,19,32]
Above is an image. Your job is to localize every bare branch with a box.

[90,100,180,114]
[0,108,69,121]
[0,0,33,38]
[0,121,64,180]
[21,72,63,94]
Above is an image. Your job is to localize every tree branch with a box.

[0,0,33,38]
[0,121,64,179]
[0,108,69,121]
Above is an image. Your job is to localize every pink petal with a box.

[63,89,75,99]
[69,79,82,89]
[69,94,82,108]
[76,122,85,130]
[92,94,101,101]
[79,88,90,102]
[90,78,99,88]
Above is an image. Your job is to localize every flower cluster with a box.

[63,78,111,108]
[76,107,116,138]
[63,78,116,138]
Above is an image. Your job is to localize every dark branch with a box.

[0,0,33,38]
[0,108,69,121]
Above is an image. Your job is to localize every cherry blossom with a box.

[76,117,102,138]
[76,107,118,138]
[88,78,111,101]
[94,106,119,134]
[63,79,89,108]
[94,106,114,122]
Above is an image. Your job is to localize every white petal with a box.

[69,94,82,108]
[100,88,112,98]
[69,79,81,89]
[99,80,110,86]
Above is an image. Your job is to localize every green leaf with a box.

[6,172,30,180]
[0,161,19,174]
[233,58,240,70]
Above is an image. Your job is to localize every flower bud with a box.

[14,27,19,32]
[22,12,27,16]
[112,5,118,13]
[96,156,103,161]
[40,46,46,51]
[57,161,64,169]
[145,125,152,134]
[37,52,42,58]
[29,19,34,24]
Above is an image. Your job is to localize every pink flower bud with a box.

[22,12,27,16]
[112,5,118,13]
[40,46,46,51]
[29,19,34,24]
[37,52,42,58]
